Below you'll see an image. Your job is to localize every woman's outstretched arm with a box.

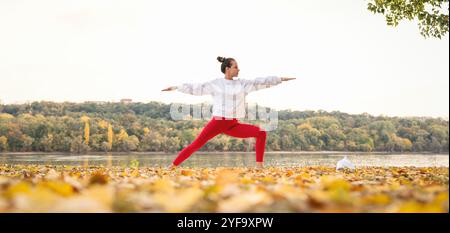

[281,77,296,81]
[242,76,296,93]
[161,86,177,91]
[162,81,213,96]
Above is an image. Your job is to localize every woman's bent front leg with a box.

[172,118,233,166]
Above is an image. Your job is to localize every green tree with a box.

[21,135,34,151]
[297,123,323,151]
[40,134,54,152]
[141,131,163,151]
[120,135,140,152]
[0,136,8,152]
[162,136,180,153]
[346,128,374,152]
[367,0,449,38]
[70,136,89,153]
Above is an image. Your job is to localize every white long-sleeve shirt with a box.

[177,76,282,119]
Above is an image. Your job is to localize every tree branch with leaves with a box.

[367,0,449,38]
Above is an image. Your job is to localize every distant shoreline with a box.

[1,151,447,155]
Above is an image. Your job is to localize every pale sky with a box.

[0,0,448,118]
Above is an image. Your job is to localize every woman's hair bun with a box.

[217,56,226,63]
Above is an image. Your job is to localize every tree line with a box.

[0,101,448,153]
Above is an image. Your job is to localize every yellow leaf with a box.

[89,171,109,185]
[82,185,114,207]
[285,170,294,177]
[361,193,391,206]
[131,169,140,177]
[45,169,60,180]
[217,191,273,213]
[151,178,174,193]
[5,181,31,198]
[240,177,254,185]
[396,201,444,213]
[180,169,194,176]
[153,187,203,212]
[40,181,74,197]
[215,168,240,186]
[320,176,351,192]
[259,176,275,183]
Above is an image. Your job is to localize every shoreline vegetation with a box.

[1,151,448,156]
[0,101,448,153]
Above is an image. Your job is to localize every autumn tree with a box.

[0,101,448,153]
[107,124,113,151]
[81,116,90,145]
[0,136,8,152]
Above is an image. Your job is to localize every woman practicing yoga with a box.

[162,56,296,169]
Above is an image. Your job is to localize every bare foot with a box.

[167,164,178,170]
[256,162,264,170]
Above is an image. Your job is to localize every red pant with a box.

[172,116,267,166]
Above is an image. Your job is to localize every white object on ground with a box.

[336,156,355,171]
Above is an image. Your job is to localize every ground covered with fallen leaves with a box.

[0,164,448,213]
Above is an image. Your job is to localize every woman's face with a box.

[227,60,240,77]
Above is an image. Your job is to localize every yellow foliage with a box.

[0,113,14,120]
[98,120,109,129]
[89,171,109,185]
[297,123,313,130]
[0,165,448,213]
[5,181,31,198]
[180,169,194,176]
[143,127,150,135]
[153,187,203,212]
[107,124,113,149]
[39,181,74,197]
[320,176,351,192]
[80,115,90,123]
[0,136,8,149]
[152,179,174,193]
[361,193,392,206]
[215,168,240,186]
[84,122,90,145]
[116,129,128,142]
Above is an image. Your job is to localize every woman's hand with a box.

[281,77,296,81]
[161,86,177,91]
